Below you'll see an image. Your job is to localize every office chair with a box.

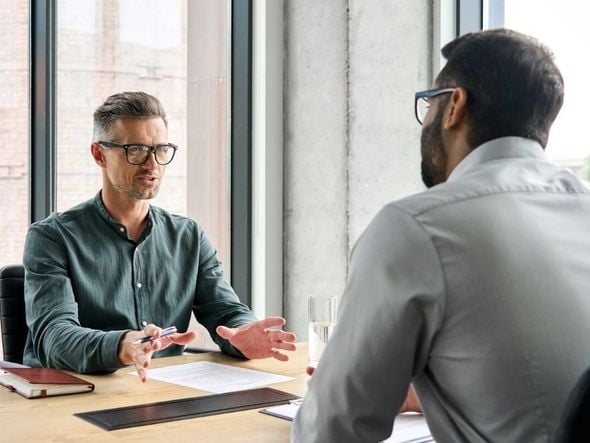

[0,264,27,363]
[557,366,590,442]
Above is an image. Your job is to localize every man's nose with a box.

[143,151,159,167]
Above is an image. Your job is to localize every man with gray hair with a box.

[23,91,296,381]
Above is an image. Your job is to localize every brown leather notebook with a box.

[0,367,95,399]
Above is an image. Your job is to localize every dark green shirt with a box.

[23,193,257,373]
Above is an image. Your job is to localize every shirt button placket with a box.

[133,246,145,327]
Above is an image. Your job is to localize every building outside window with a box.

[0,1,30,267]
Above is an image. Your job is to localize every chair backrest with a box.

[557,366,590,442]
[0,264,27,363]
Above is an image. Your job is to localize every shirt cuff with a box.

[101,330,129,371]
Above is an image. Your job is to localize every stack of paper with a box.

[383,413,432,443]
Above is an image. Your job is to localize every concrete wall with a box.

[283,1,433,337]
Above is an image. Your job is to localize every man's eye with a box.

[129,145,148,153]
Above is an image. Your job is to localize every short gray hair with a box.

[93,91,168,141]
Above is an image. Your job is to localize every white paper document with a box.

[260,404,431,443]
[260,401,301,420]
[137,361,293,393]
[383,413,433,443]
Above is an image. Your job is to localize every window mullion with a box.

[30,0,57,223]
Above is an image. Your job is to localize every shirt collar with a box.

[93,191,119,227]
[448,137,546,182]
[93,191,154,242]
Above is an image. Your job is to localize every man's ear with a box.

[91,142,106,167]
[443,87,468,130]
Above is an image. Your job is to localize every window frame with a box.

[456,0,504,35]
[230,0,253,306]
[30,0,57,223]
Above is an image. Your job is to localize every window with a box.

[0,1,29,266]
[503,1,589,179]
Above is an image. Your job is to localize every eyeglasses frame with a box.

[414,87,456,125]
[97,140,178,165]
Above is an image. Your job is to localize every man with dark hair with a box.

[292,29,590,442]
[24,91,296,381]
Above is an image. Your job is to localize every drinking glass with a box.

[307,295,337,368]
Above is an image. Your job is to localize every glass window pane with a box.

[187,1,231,267]
[0,2,30,267]
[505,2,590,180]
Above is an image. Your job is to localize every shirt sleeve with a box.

[192,228,258,357]
[23,222,125,373]
[291,205,446,442]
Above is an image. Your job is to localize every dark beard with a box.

[420,108,448,188]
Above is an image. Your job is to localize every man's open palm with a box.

[216,316,297,361]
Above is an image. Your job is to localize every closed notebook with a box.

[0,367,95,399]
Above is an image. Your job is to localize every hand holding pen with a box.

[132,326,178,344]
[118,324,198,383]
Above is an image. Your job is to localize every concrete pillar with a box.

[283,1,432,337]
[283,0,350,337]
[348,0,431,245]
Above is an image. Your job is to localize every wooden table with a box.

[0,344,310,442]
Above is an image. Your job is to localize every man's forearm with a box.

[31,321,125,373]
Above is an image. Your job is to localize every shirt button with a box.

[119,227,125,232]
[137,282,142,288]
[142,321,147,327]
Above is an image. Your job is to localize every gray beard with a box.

[126,185,160,200]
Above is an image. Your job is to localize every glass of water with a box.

[307,295,337,368]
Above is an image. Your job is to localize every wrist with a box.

[117,330,132,365]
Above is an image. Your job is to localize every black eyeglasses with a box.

[414,87,456,125]
[98,141,178,165]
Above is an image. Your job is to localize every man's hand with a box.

[216,317,297,361]
[399,385,422,413]
[118,324,197,383]
[306,366,422,413]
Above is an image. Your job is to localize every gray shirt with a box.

[23,193,257,373]
[292,137,590,442]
